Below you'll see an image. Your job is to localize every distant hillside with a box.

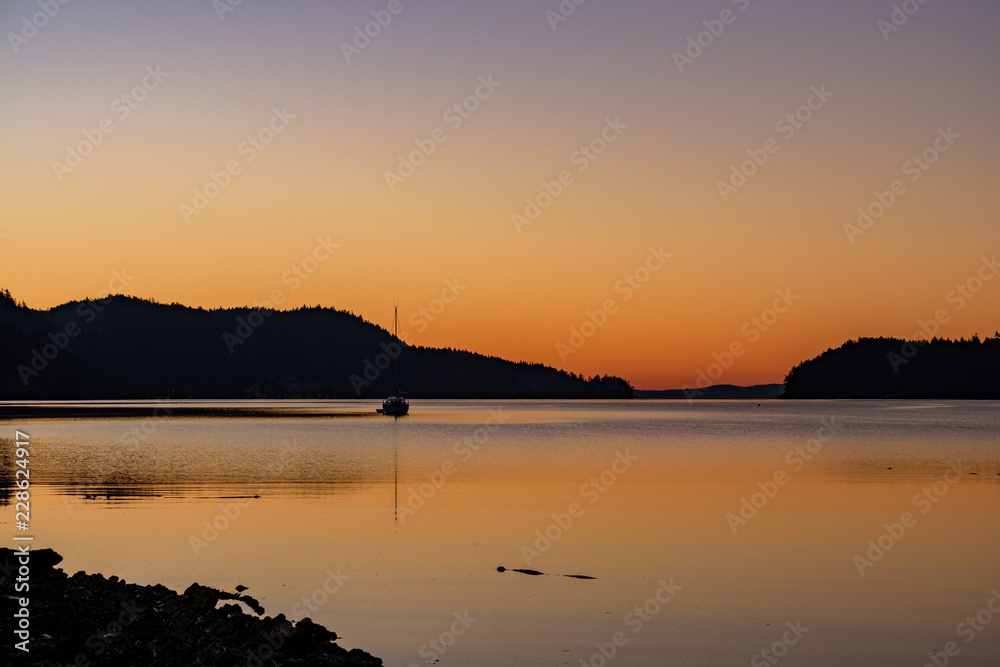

[0,290,633,400]
[635,384,785,400]
[782,335,1000,399]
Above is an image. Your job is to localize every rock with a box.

[0,548,381,666]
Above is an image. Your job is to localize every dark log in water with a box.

[496,566,596,579]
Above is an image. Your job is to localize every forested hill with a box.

[0,290,633,400]
[782,335,1000,399]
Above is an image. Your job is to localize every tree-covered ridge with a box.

[0,291,633,400]
[783,335,1000,399]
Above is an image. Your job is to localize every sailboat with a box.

[377,306,409,416]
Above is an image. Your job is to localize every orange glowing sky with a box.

[2,1,998,389]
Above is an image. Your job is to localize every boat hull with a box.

[379,396,409,416]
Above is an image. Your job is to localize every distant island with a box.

[782,335,1000,399]
[635,384,785,400]
[0,290,633,400]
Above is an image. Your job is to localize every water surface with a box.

[2,400,998,666]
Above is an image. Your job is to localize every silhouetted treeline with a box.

[782,335,1000,399]
[0,291,634,400]
[636,384,785,400]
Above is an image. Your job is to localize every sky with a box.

[2,0,999,389]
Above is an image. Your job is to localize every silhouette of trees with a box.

[0,290,635,400]
[0,289,25,308]
[783,335,1000,398]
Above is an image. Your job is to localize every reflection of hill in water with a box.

[13,400,1000,502]
[22,416,389,492]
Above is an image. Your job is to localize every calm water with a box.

[2,400,999,666]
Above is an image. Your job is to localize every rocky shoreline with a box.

[1,548,381,666]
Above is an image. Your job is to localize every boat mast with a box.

[393,305,400,394]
